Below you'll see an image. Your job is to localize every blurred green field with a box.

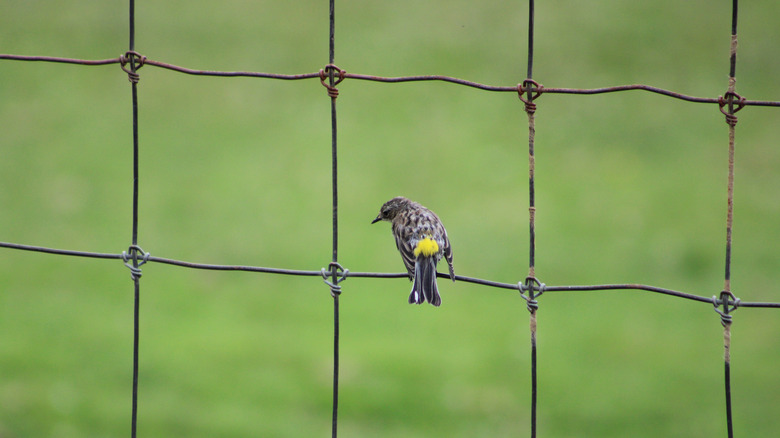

[2,0,780,437]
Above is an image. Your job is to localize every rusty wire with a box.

[2,53,779,107]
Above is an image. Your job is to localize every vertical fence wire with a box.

[127,1,141,437]
[720,2,740,437]
[723,0,739,294]
[327,0,340,437]
[522,1,539,437]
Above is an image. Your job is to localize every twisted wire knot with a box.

[518,276,545,313]
[319,64,346,99]
[121,245,150,281]
[713,290,740,327]
[119,51,146,84]
[718,91,745,127]
[321,262,349,298]
[518,79,543,114]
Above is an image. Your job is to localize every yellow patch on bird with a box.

[414,238,439,258]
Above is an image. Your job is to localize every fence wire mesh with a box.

[2,0,780,437]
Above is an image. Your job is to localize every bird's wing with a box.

[392,222,416,278]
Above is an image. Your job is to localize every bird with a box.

[371,196,454,306]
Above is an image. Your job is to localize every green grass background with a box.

[2,0,780,437]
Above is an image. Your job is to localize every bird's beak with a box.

[371,215,382,224]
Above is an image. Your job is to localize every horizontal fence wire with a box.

[1,241,777,309]
[2,54,780,106]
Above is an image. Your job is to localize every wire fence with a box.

[2,0,780,437]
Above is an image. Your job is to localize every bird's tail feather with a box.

[409,258,441,306]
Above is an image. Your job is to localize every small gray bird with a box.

[372,196,455,306]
